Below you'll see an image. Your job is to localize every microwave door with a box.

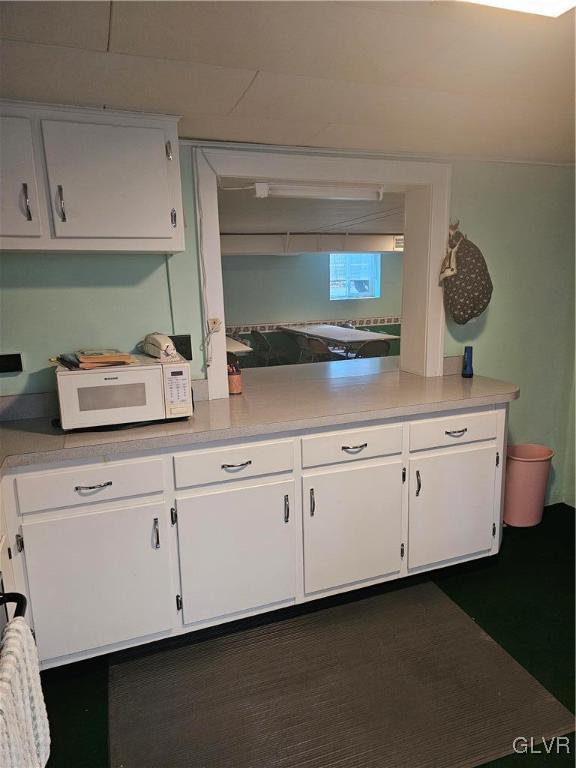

[58,368,165,429]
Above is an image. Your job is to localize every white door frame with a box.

[188,145,451,400]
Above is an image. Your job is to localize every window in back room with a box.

[217,179,404,368]
[329,253,381,301]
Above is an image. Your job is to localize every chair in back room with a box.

[250,330,282,366]
[354,339,391,358]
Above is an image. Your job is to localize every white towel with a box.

[0,617,50,768]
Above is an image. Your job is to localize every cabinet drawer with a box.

[302,424,402,468]
[174,440,293,489]
[16,458,165,514]
[409,412,497,452]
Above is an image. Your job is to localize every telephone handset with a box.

[142,333,177,360]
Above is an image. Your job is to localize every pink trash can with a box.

[504,444,555,527]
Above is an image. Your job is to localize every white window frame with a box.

[329,252,382,301]
[185,143,451,400]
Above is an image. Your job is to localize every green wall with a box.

[445,161,575,504]
[0,147,205,395]
[221,251,403,326]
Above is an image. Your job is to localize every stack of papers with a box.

[57,349,136,370]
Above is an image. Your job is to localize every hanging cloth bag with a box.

[440,227,493,325]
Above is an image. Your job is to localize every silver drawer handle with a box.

[22,183,32,221]
[445,428,468,438]
[284,494,290,523]
[74,481,112,492]
[57,184,67,222]
[310,488,315,517]
[342,442,368,453]
[221,460,252,470]
[153,517,160,549]
[416,470,422,497]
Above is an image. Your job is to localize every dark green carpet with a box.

[42,504,574,768]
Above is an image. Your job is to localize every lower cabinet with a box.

[176,479,296,624]
[302,461,403,595]
[23,502,174,660]
[408,444,497,570]
[10,409,506,664]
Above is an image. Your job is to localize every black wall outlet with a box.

[0,354,23,373]
[169,335,193,361]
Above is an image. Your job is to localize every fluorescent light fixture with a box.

[455,0,575,16]
[254,182,385,202]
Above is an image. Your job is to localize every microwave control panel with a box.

[163,362,193,418]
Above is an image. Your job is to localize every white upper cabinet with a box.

[0,101,185,252]
[42,121,174,239]
[0,116,42,237]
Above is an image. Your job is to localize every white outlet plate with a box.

[208,318,222,333]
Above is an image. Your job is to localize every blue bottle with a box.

[462,346,474,378]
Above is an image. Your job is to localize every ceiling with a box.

[0,1,574,163]
[218,185,405,234]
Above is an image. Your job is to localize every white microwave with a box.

[56,355,193,430]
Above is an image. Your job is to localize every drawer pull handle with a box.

[74,481,112,492]
[342,442,368,453]
[416,470,422,497]
[221,460,252,471]
[445,428,468,438]
[153,517,160,549]
[284,494,290,523]
[310,488,315,517]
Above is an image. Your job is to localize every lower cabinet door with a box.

[408,444,497,570]
[23,502,174,660]
[303,461,403,595]
[177,480,296,624]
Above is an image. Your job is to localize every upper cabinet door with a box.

[0,117,42,237]
[42,120,174,239]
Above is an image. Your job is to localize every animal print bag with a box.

[440,222,493,325]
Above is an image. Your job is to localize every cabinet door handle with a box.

[445,428,467,438]
[284,494,290,523]
[153,517,160,549]
[57,184,67,222]
[310,488,315,517]
[221,460,252,471]
[74,481,112,492]
[416,470,422,497]
[341,442,367,453]
[22,183,32,221]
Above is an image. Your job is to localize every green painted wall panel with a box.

[221,251,403,326]
[445,161,575,504]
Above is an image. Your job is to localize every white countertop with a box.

[0,358,518,470]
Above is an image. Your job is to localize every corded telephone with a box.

[141,333,178,360]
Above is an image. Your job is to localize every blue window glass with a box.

[329,253,381,301]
